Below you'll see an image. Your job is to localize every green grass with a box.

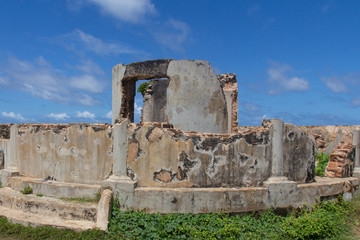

[59,191,101,203]
[315,152,330,177]
[0,194,359,240]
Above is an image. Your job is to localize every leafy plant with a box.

[0,194,358,239]
[36,193,44,197]
[20,185,33,194]
[137,81,152,95]
[315,153,330,176]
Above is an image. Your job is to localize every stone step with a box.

[0,206,95,231]
[10,176,101,198]
[0,187,97,222]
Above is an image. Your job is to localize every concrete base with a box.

[119,177,360,214]
[101,176,137,209]
[264,177,299,208]
[0,169,19,187]
[353,167,360,178]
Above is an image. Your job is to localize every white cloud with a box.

[76,111,95,119]
[152,19,190,52]
[87,0,156,23]
[1,55,104,106]
[60,29,137,56]
[134,103,142,115]
[48,113,70,121]
[321,76,348,93]
[105,111,112,119]
[70,74,104,93]
[2,112,25,122]
[267,61,309,94]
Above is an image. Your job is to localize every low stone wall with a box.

[125,122,315,188]
[8,124,113,184]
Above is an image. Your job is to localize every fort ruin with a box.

[0,59,360,230]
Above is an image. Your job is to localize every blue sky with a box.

[0,0,359,126]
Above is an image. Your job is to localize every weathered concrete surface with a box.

[112,64,126,124]
[133,186,269,213]
[283,124,315,183]
[96,189,113,231]
[125,121,315,188]
[0,139,7,170]
[112,59,229,133]
[112,120,130,178]
[0,187,97,230]
[218,74,238,133]
[123,59,171,81]
[141,79,170,123]
[126,123,271,188]
[166,60,228,133]
[10,176,101,198]
[119,176,360,213]
[353,129,360,177]
[298,177,360,205]
[11,124,113,184]
[0,187,97,221]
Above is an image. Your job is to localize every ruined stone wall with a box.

[141,79,170,123]
[125,122,315,188]
[299,125,360,153]
[283,124,315,183]
[13,124,113,184]
[113,59,229,133]
[218,74,238,133]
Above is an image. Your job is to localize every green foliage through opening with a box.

[315,152,330,177]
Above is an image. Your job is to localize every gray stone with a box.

[96,189,113,231]
[166,60,228,133]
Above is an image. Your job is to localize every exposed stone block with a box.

[326,144,355,178]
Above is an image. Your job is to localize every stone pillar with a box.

[112,64,126,125]
[268,119,287,180]
[1,124,19,187]
[264,119,299,208]
[101,119,137,210]
[112,119,130,178]
[353,129,360,177]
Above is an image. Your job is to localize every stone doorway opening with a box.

[121,77,170,123]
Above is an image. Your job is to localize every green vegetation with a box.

[315,152,330,176]
[0,217,108,240]
[36,193,44,197]
[20,186,33,195]
[1,195,360,239]
[137,81,152,95]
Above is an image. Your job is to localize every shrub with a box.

[20,186,33,194]
[315,153,330,176]
[137,81,152,95]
